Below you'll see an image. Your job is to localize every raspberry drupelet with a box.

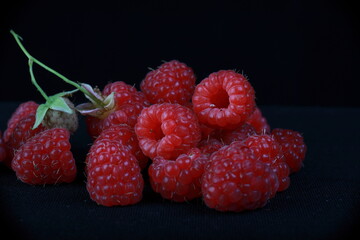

[192,70,256,130]
[140,60,196,105]
[148,148,209,202]
[202,141,279,212]
[135,103,201,160]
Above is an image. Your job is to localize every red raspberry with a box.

[220,123,256,145]
[86,138,144,206]
[85,110,129,139]
[0,131,7,163]
[135,103,201,160]
[197,138,224,156]
[7,114,47,163]
[271,128,307,173]
[243,135,290,191]
[11,128,77,185]
[95,124,149,170]
[192,70,256,129]
[246,107,270,134]
[3,101,38,142]
[148,148,208,202]
[202,141,278,212]
[103,81,150,127]
[140,60,196,105]
[86,82,150,139]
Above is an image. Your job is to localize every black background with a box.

[0,0,359,107]
[1,1,360,239]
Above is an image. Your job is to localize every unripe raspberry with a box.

[43,97,78,133]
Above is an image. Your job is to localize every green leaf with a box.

[48,97,73,114]
[33,104,49,129]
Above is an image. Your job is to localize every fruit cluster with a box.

[0,31,307,212]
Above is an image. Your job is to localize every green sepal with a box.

[52,89,79,99]
[33,104,49,129]
[48,96,73,113]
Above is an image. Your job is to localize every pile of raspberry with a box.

[0,60,306,212]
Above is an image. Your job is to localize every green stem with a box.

[28,59,49,100]
[10,30,105,107]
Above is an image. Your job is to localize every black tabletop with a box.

[1,102,359,240]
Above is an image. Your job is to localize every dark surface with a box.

[0,102,359,240]
[0,0,359,106]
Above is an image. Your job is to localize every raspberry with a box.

[85,81,150,139]
[0,131,7,163]
[103,81,150,127]
[85,110,129,139]
[202,141,278,212]
[271,128,307,173]
[192,70,256,129]
[197,138,224,156]
[246,107,270,134]
[96,124,149,169]
[86,138,144,206]
[220,123,256,145]
[135,103,201,160]
[42,97,78,133]
[243,135,290,191]
[7,114,47,163]
[140,60,196,105]
[148,148,208,202]
[11,128,77,185]
[3,101,38,142]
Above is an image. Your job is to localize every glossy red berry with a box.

[7,114,47,163]
[135,103,201,160]
[140,60,196,105]
[86,138,144,206]
[85,81,150,139]
[149,148,208,202]
[271,128,307,173]
[202,141,278,212]
[103,81,150,127]
[243,134,290,191]
[3,101,38,142]
[192,70,256,129]
[11,128,77,185]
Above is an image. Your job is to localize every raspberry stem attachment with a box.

[10,30,105,108]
